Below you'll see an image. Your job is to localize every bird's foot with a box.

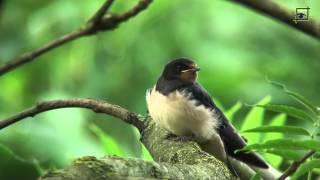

[165,133,196,142]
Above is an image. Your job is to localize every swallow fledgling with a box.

[146,58,269,174]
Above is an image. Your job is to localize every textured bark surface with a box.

[40,119,236,180]
[40,156,235,180]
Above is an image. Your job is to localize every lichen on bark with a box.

[40,118,236,180]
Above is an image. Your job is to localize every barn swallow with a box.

[146,58,268,169]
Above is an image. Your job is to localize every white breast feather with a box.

[146,87,220,141]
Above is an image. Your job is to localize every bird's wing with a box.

[181,83,268,168]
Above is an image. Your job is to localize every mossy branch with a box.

[40,156,234,180]
[40,119,237,180]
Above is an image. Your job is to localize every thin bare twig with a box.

[89,0,115,24]
[278,150,316,180]
[0,0,152,76]
[0,98,145,132]
[230,0,320,40]
[114,0,152,22]
[0,30,88,76]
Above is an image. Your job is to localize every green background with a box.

[0,0,319,179]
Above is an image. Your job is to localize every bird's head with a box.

[161,58,200,83]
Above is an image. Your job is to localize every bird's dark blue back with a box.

[179,83,268,168]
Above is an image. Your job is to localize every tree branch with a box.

[88,0,114,24]
[141,119,252,179]
[0,98,145,132]
[0,98,237,179]
[0,98,281,179]
[278,150,316,180]
[38,119,237,179]
[0,0,152,76]
[40,156,234,180]
[230,0,320,40]
[112,0,152,22]
[1,97,283,179]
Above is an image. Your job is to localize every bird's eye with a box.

[177,64,188,72]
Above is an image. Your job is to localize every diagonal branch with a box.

[113,0,152,22]
[0,98,145,131]
[278,150,316,180]
[230,0,320,40]
[0,0,152,76]
[88,0,115,24]
[0,29,88,76]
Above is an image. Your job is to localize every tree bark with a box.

[40,156,236,180]
[40,119,237,180]
[1,98,279,179]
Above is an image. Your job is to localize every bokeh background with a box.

[0,0,319,179]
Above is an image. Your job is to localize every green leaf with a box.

[212,96,225,112]
[256,104,315,123]
[265,149,304,161]
[250,173,261,180]
[241,96,271,144]
[243,139,320,151]
[312,168,320,175]
[263,114,286,168]
[263,114,286,142]
[286,91,320,117]
[89,124,124,156]
[292,159,320,179]
[225,101,242,122]
[141,143,153,161]
[267,79,319,116]
[242,125,310,136]
[133,128,153,161]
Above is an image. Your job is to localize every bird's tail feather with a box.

[229,158,282,180]
[251,163,282,180]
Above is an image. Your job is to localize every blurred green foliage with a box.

[240,83,320,179]
[0,0,319,179]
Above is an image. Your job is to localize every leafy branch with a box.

[241,80,320,179]
[278,150,316,180]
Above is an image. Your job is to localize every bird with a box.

[146,58,269,172]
